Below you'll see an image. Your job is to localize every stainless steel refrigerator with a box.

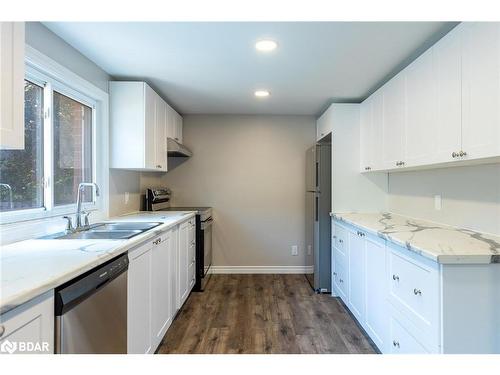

[305,142,332,293]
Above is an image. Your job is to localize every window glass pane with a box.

[0,81,44,211]
[53,91,93,206]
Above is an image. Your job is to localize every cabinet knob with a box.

[339,278,343,283]
[392,340,400,348]
[0,324,4,337]
[339,239,343,244]
[413,288,422,296]
[333,272,337,276]
[156,165,162,169]
[392,274,399,281]
[459,150,467,157]
[452,152,458,158]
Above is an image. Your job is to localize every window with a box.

[0,69,97,219]
[0,81,44,211]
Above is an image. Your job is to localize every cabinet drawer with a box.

[333,224,348,255]
[388,244,439,344]
[389,314,429,354]
[333,260,348,304]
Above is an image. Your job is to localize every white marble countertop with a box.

[333,212,500,265]
[0,211,196,315]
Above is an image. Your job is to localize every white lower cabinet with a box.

[151,230,174,349]
[128,242,153,354]
[333,219,500,354]
[127,217,195,354]
[364,237,389,352]
[0,291,54,354]
[347,231,365,321]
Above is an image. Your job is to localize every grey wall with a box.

[156,115,316,268]
[388,163,500,235]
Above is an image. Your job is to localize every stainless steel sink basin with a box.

[90,222,162,231]
[41,221,162,240]
[52,230,143,240]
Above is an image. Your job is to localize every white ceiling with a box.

[44,22,457,116]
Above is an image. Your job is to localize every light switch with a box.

[291,245,298,256]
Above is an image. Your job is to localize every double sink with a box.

[43,222,162,240]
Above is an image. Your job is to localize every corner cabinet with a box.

[0,22,25,150]
[332,218,500,354]
[360,22,500,173]
[110,81,183,172]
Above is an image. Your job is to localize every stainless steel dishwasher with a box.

[55,254,128,354]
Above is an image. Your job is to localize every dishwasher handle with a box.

[55,254,128,316]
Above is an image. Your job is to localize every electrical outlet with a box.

[307,245,312,256]
[291,245,298,256]
[124,192,130,204]
[434,194,442,211]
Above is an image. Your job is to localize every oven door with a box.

[201,217,213,276]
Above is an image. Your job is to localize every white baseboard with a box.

[210,265,314,274]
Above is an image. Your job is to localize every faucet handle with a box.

[63,216,73,233]
[82,211,91,228]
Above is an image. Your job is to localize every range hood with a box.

[167,137,192,157]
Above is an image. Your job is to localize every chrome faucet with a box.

[74,182,100,231]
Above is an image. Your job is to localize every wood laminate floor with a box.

[157,274,377,354]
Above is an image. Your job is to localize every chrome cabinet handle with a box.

[0,324,5,337]
[393,340,400,348]
[413,288,422,296]
[459,150,467,157]
[364,166,371,171]
[153,238,162,245]
[392,274,399,281]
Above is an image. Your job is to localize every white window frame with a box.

[0,46,109,228]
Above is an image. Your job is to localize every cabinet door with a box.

[461,22,500,160]
[128,244,152,354]
[383,73,406,169]
[434,25,462,163]
[178,222,189,306]
[360,97,373,172]
[151,232,171,348]
[364,238,389,353]
[144,85,157,169]
[405,48,438,167]
[0,291,54,354]
[174,112,183,144]
[166,104,175,140]
[170,227,179,316]
[347,231,365,322]
[0,22,24,150]
[154,96,167,171]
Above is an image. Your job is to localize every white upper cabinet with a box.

[360,89,384,172]
[404,48,438,166]
[316,104,334,141]
[0,22,25,150]
[461,22,500,160]
[110,81,183,172]
[155,93,167,171]
[382,72,406,169]
[434,27,462,162]
[166,103,183,144]
[362,22,500,172]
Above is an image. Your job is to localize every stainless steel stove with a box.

[145,188,212,291]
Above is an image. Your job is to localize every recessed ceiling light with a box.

[254,90,270,98]
[255,39,277,52]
